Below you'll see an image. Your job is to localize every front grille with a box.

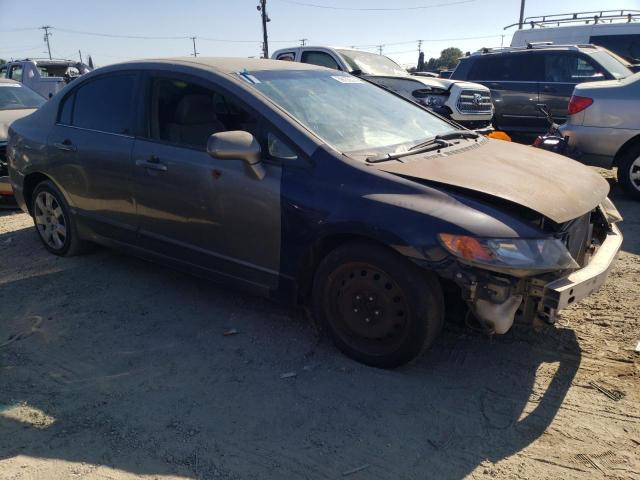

[456,90,492,114]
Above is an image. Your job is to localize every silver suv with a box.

[272,46,494,130]
[559,72,640,199]
[2,58,91,99]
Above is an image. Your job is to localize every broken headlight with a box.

[438,234,579,276]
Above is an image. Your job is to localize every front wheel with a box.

[617,146,640,200]
[312,243,444,368]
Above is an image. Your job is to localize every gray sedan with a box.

[6,58,622,367]
[560,72,640,198]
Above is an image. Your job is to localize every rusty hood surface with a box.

[373,138,609,224]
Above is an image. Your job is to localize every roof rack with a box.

[10,58,77,63]
[471,43,598,56]
[505,9,640,30]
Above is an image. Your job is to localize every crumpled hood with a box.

[374,139,609,224]
[0,108,37,141]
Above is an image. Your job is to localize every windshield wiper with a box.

[366,137,450,163]
[435,130,480,141]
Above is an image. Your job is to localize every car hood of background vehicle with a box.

[0,108,37,141]
[373,139,609,224]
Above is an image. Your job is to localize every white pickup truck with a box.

[272,46,494,130]
[1,59,91,99]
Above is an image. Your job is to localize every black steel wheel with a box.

[313,243,444,368]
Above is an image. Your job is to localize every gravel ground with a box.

[0,170,638,480]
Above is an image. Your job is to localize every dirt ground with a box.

[1,170,639,480]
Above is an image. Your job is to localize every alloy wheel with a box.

[34,191,67,250]
[629,155,640,191]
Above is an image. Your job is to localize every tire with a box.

[617,146,640,200]
[312,243,444,368]
[31,180,90,256]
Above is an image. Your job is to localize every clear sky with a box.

[1,0,639,68]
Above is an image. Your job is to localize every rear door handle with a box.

[53,139,76,152]
[136,156,168,172]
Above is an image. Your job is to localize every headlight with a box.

[438,234,579,276]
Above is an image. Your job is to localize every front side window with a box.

[147,76,258,149]
[0,83,46,110]
[300,51,340,70]
[543,53,604,83]
[244,69,452,155]
[70,74,136,134]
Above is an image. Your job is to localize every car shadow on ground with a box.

[0,221,582,479]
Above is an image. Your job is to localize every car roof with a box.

[122,57,327,74]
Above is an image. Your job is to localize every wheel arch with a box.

[613,134,640,167]
[294,232,424,305]
[22,171,52,215]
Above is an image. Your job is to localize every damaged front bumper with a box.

[448,220,622,335]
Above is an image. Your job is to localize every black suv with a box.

[451,44,633,134]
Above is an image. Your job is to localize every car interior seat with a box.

[167,94,226,146]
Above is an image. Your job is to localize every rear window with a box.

[0,83,45,110]
[590,34,640,64]
[300,51,340,70]
[60,74,136,135]
[467,53,543,81]
[587,50,633,79]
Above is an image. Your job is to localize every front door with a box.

[47,72,138,242]
[538,51,607,124]
[131,73,282,289]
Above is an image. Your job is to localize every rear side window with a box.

[69,74,136,134]
[8,65,23,82]
[467,53,542,81]
[300,51,340,70]
[542,53,604,82]
[590,34,640,64]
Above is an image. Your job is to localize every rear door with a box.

[466,52,543,132]
[538,51,607,124]
[131,72,283,290]
[47,72,138,242]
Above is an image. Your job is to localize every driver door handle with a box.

[53,139,77,152]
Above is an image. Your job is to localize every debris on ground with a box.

[279,372,297,379]
[223,329,238,336]
[588,381,625,401]
[342,464,370,476]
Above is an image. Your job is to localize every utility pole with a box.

[257,0,270,58]
[377,45,383,55]
[518,0,525,29]
[500,34,505,47]
[299,38,308,46]
[190,36,198,57]
[41,25,53,60]
[418,40,422,54]
[78,49,83,63]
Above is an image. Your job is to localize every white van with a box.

[510,10,640,64]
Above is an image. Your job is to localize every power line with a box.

[276,0,474,11]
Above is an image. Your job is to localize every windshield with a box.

[0,83,46,109]
[243,69,453,154]
[335,49,409,77]
[589,50,633,79]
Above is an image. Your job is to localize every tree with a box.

[437,47,463,70]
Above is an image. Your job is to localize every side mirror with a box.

[207,131,265,180]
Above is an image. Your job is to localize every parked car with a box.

[0,78,45,196]
[451,44,633,134]
[272,46,493,130]
[2,58,91,99]
[559,72,640,198]
[509,9,640,65]
[7,58,622,368]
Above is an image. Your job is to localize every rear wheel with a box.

[312,243,444,368]
[31,180,90,256]
[617,146,640,200]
